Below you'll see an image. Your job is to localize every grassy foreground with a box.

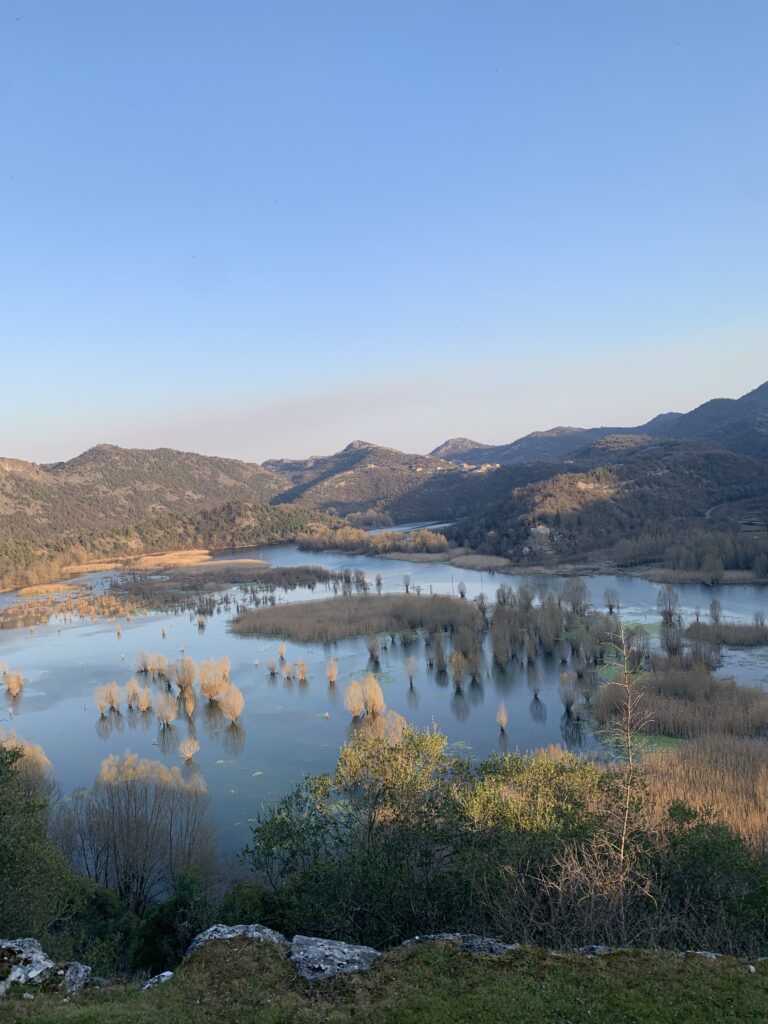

[3,940,768,1024]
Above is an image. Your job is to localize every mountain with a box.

[2,378,767,588]
[432,419,682,466]
[433,382,768,466]
[643,381,768,458]
[430,437,489,460]
[264,440,458,514]
[449,442,768,575]
[0,444,283,543]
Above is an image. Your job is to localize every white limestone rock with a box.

[186,923,288,959]
[0,939,55,997]
[290,934,381,981]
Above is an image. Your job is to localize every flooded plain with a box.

[3,541,768,852]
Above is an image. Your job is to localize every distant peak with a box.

[343,440,377,452]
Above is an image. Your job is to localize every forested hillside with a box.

[264,440,458,514]
[449,445,768,578]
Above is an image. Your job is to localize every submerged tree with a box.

[366,636,380,665]
[405,655,417,685]
[156,692,179,728]
[219,685,245,723]
[200,658,230,701]
[180,738,200,763]
[2,665,24,698]
[496,701,508,733]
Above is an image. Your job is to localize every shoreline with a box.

[3,542,767,601]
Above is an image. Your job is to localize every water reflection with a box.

[560,712,584,751]
[451,689,469,721]
[158,724,179,755]
[222,722,246,756]
[95,715,112,741]
[529,695,547,724]
[202,700,224,739]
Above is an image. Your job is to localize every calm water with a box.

[2,544,768,852]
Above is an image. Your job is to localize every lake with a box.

[2,543,768,853]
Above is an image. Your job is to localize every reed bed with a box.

[686,620,768,648]
[232,593,483,643]
[595,667,768,739]
[645,736,768,851]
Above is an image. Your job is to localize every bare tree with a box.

[604,587,620,615]
[57,752,215,915]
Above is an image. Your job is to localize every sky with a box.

[1,0,766,464]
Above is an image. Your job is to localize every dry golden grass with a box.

[645,736,768,851]
[62,549,214,575]
[17,582,77,596]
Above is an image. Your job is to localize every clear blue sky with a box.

[2,0,766,463]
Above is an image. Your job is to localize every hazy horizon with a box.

[3,372,764,466]
[3,2,766,463]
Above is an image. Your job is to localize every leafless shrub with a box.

[450,651,466,689]
[179,737,200,763]
[2,667,24,698]
[137,686,153,713]
[135,652,169,680]
[344,681,365,717]
[558,675,577,715]
[125,677,140,708]
[171,656,197,691]
[156,691,178,727]
[200,657,230,701]
[496,701,508,732]
[219,684,245,723]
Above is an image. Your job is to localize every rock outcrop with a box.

[290,935,381,981]
[185,923,288,959]
[403,933,518,955]
[0,939,55,997]
[61,962,91,994]
[142,970,174,990]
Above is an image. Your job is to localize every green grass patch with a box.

[4,940,768,1024]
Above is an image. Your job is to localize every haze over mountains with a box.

[432,380,768,465]
[1,379,767,588]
